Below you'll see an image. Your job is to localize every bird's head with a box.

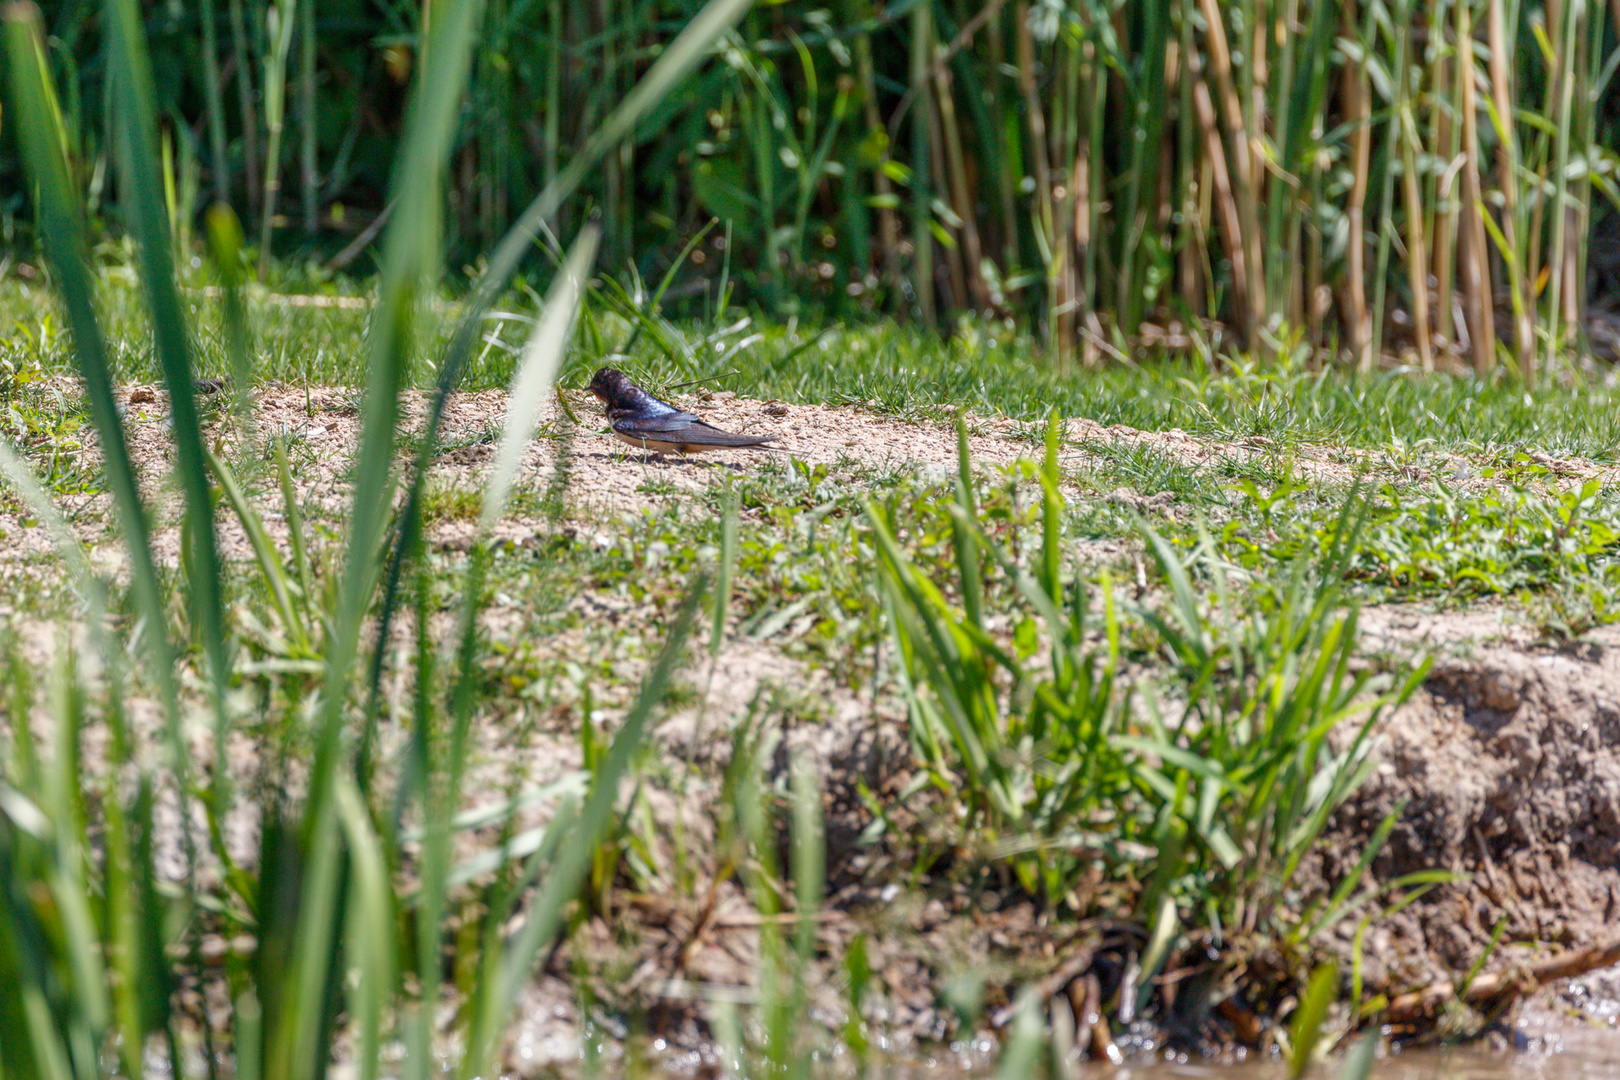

[587,366,629,403]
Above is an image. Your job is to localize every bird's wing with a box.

[615,408,704,431]
[613,415,777,447]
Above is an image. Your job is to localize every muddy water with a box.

[1074,1028,1620,1080]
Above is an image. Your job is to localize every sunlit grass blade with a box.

[790,751,823,961]
[712,479,740,656]
[311,0,488,814]
[479,225,600,533]
[1338,1030,1379,1080]
[104,0,231,695]
[206,203,256,422]
[208,450,313,655]
[1288,962,1338,1078]
[335,776,395,1080]
[993,988,1045,1080]
[1297,797,1408,942]
[268,811,343,1080]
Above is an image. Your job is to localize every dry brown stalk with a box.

[933,56,991,313]
[1400,117,1435,371]
[1488,0,1533,379]
[1014,0,1070,366]
[1431,42,1457,351]
[990,933,1100,1029]
[1072,139,1094,365]
[926,96,968,312]
[1385,935,1620,1023]
[1193,73,1249,335]
[1197,0,1264,343]
[1342,0,1373,370]
[1458,0,1497,375]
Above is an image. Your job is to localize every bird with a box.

[585,367,779,455]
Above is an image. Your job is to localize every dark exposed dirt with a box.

[1316,611,1620,1026]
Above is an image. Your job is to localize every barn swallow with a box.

[586,367,779,455]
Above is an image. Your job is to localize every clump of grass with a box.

[866,415,1426,1026]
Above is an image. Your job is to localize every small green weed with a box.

[1529,570,1620,642]
[420,476,483,522]
[869,416,1425,948]
[1222,475,1620,602]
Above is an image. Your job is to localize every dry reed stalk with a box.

[1174,34,1206,326]
[1431,40,1457,352]
[1458,0,1497,375]
[1342,0,1373,370]
[1544,0,1581,373]
[1192,71,1248,331]
[1400,108,1435,371]
[1197,0,1264,342]
[1080,48,1105,364]
[1073,92,1095,365]
[1563,201,1583,331]
[1276,0,1304,331]
[1247,9,1265,193]
[933,57,991,312]
[1387,935,1620,1023]
[1488,0,1533,378]
[1307,146,1325,362]
[927,93,967,311]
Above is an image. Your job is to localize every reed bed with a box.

[5,0,1620,376]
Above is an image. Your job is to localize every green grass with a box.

[11,266,1620,461]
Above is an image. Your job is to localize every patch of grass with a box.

[1529,573,1620,642]
[866,419,1423,950]
[420,476,483,523]
[14,263,1620,465]
[1221,473,1620,604]
[540,322,1620,462]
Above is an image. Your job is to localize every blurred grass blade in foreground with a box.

[3,2,178,704]
[481,225,600,532]
[309,0,488,810]
[104,0,230,699]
